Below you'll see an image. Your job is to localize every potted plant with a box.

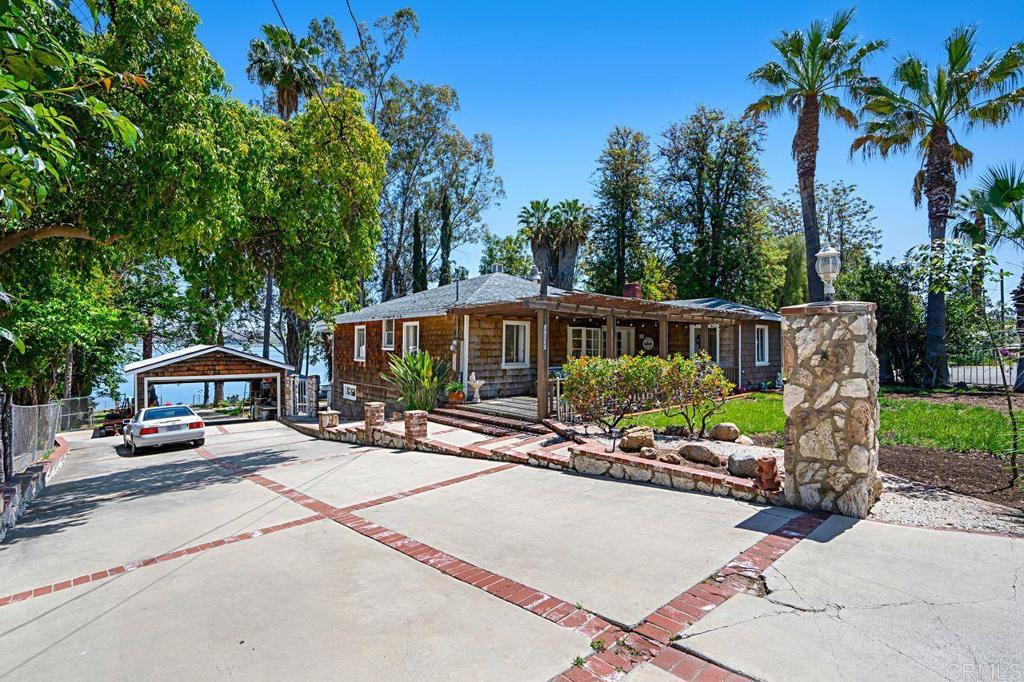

[445,380,465,405]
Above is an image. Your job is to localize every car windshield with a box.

[143,406,194,420]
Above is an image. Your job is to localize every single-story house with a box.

[331,272,782,420]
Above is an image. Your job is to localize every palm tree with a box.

[550,199,592,290]
[951,188,995,303]
[246,24,323,363]
[519,199,555,284]
[746,9,886,302]
[246,24,322,122]
[853,27,1024,386]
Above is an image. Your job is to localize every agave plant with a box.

[381,350,452,412]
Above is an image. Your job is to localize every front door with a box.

[616,327,636,356]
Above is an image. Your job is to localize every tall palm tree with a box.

[853,28,1024,386]
[746,9,886,302]
[246,24,323,363]
[951,188,995,303]
[550,199,592,290]
[246,24,323,121]
[519,199,555,284]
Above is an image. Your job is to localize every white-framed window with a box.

[616,327,636,356]
[502,320,531,368]
[382,318,395,350]
[755,324,770,366]
[343,383,357,401]
[353,325,367,362]
[402,321,420,355]
[689,324,720,363]
[568,327,606,358]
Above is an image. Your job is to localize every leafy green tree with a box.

[777,234,809,307]
[0,0,139,250]
[746,8,885,302]
[479,228,533,277]
[437,191,453,285]
[412,209,427,292]
[853,27,1024,386]
[587,127,653,295]
[657,107,780,307]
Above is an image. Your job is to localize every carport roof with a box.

[124,345,294,374]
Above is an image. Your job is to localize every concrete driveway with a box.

[0,422,1020,681]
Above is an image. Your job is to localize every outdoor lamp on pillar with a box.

[815,242,841,302]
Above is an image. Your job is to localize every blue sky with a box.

[191,0,1024,295]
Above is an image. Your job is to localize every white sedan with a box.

[123,405,206,456]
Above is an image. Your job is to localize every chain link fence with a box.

[56,396,97,431]
[10,402,60,476]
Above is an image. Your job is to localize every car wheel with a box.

[128,439,138,457]
[193,438,205,447]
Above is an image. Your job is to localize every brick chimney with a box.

[623,282,642,298]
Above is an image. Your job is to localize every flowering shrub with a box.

[659,351,733,437]
[562,354,661,435]
[562,352,734,439]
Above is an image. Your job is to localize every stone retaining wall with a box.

[1,437,70,543]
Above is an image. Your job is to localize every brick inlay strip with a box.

[549,512,827,681]
[0,514,324,608]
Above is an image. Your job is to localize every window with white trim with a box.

[382,319,395,350]
[353,325,367,362]
[755,325,769,366]
[502,320,530,368]
[689,324,720,362]
[568,327,605,358]
[402,321,420,355]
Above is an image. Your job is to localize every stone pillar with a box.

[404,410,428,448]
[780,302,881,518]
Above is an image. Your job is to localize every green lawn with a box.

[624,392,1010,454]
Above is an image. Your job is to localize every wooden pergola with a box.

[454,289,760,419]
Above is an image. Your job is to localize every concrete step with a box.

[426,413,518,438]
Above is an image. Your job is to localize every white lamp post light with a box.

[815,242,841,302]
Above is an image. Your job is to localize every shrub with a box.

[659,351,733,437]
[562,352,734,440]
[445,380,464,393]
[562,355,662,437]
[381,350,452,412]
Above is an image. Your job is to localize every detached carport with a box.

[124,345,293,414]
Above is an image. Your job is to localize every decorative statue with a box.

[467,372,486,403]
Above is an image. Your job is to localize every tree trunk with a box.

[554,240,580,290]
[1014,274,1024,392]
[262,271,273,359]
[412,209,427,292]
[1,392,11,482]
[283,308,305,371]
[438,191,452,286]
[923,127,954,387]
[793,95,824,302]
[213,381,225,405]
[203,382,210,407]
[142,317,154,360]
[62,343,74,400]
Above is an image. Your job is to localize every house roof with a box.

[665,298,782,323]
[334,273,570,324]
[334,273,777,325]
[124,344,294,374]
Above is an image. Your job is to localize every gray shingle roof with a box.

[664,298,781,322]
[334,273,568,324]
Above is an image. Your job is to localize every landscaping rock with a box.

[735,435,754,445]
[727,451,759,478]
[680,443,725,467]
[657,449,682,465]
[711,422,741,442]
[638,447,658,460]
[619,425,655,451]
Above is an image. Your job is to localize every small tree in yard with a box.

[562,355,661,448]
[659,352,734,437]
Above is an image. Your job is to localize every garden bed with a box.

[878,445,1023,511]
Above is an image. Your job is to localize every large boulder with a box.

[657,447,682,465]
[727,451,759,478]
[711,422,741,442]
[638,446,658,460]
[619,425,655,452]
[680,443,725,467]
[735,435,754,445]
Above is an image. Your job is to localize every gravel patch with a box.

[870,473,1024,536]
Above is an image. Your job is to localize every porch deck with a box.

[460,396,541,422]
